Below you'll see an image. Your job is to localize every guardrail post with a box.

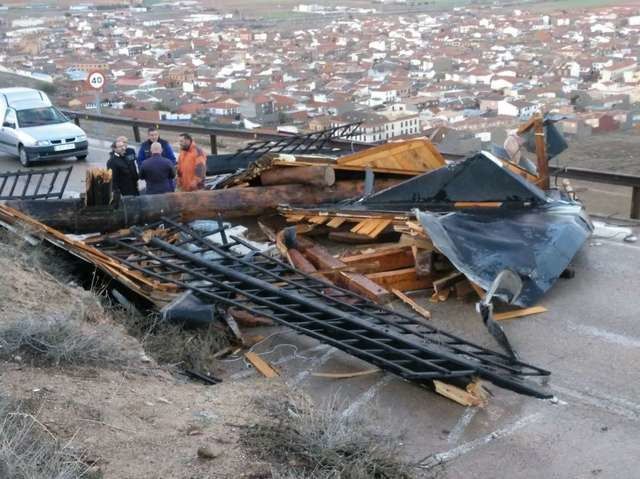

[210,134,218,155]
[631,186,640,220]
[133,124,141,143]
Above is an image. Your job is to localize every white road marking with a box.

[419,413,543,469]
[553,384,640,422]
[567,322,640,349]
[447,407,478,444]
[289,346,335,386]
[229,343,329,380]
[341,375,393,419]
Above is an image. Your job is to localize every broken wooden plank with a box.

[302,243,392,303]
[494,306,548,321]
[288,248,318,274]
[433,271,465,293]
[367,219,392,238]
[244,352,279,378]
[367,267,433,292]
[433,379,487,407]
[326,217,346,228]
[340,247,415,274]
[391,288,431,321]
[311,369,381,379]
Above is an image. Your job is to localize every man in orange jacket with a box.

[177,133,207,192]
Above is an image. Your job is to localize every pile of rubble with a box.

[0,116,594,406]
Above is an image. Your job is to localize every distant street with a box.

[0,139,126,197]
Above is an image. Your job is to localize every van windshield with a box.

[16,107,68,127]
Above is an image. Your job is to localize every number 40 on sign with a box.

[87,71,106,90]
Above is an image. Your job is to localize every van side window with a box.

[3,109,16,127]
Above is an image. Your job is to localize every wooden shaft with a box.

[534,116,549,190]
[260,165,335,187]
[7,179,400,234]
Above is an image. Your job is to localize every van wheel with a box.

[76,155,87,161]
[18,146,32,167]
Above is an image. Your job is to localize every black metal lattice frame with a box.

[0,166,72,200]
[225,122,362,162]
[95,218,551,398]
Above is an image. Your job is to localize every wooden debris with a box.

[287,248,318,274]
[391,289,431,321]
[260,165,335,187]
[430,287,451,303]
[335,138,445,175]
[303,243,392,302]
[367,267,433,292]
[494,306,548,321]
[228,308,274,327]
[85,168,113,207]
[433,271,465,293]
[244,352,279,378]
[340,246,415,274]
[433,379,488,407]
[9,178,401,235]
[311,369,381,379]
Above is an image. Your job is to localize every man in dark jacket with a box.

[107,138,139,196]
[139,142,176,195]
[136,127,176,169]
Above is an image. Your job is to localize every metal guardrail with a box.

[61,109,370,155]
[61,110,640,219]
[550,165,640,219]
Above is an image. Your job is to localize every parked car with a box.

[0,87,88,167]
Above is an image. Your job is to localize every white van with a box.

[0,87,88,167]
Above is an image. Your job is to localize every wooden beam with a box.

[302,243,392,303]
[260,165,335,187]
[391,288,431,321]
[367,267,433,292]
[340,247,415,274]
[494,305,548,321]
[433,271,465,293]
[311,369,380,379]
[244,352,279,378]
[433,380,487,407]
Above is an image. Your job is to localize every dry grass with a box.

[0,315,137,368]
[241,395,417,479]
[0,395,92,479]
[111,304,230,374]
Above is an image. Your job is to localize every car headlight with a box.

[35,140,51,146]
[76,134,87,142]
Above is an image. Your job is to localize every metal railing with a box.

[61,110,640,219]
[61,109,369,155]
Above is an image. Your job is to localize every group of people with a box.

[107,127,207,197]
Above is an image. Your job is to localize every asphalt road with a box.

[0,139,138,197]
[221,230,640,479]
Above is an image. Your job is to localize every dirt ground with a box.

[0,236,288,479]
[553,129,640,175]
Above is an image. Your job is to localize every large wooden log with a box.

[7,179,399,234]
[260,165,335,187]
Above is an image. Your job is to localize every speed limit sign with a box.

[87,71,106,90]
